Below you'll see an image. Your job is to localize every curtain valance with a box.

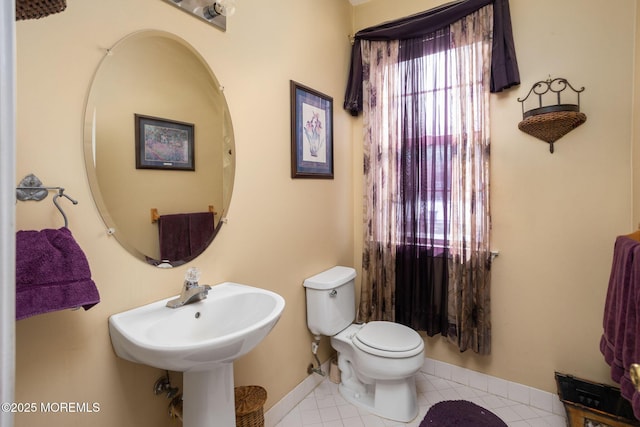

[343,0,520,115]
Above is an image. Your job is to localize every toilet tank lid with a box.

[303,266,356,290]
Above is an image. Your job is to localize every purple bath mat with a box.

[420,400,507,427]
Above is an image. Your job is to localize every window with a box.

[394,40,487,250]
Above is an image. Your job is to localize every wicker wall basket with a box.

[518,108,586,153]
[517,78,586,154]
[16,0,66,21]
[235,386,267,427]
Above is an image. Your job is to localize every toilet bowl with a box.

[331,322,424,422]
[303,266,425,422]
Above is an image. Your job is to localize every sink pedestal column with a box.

[183,363,235,427]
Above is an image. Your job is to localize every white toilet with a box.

[303,266,425,422]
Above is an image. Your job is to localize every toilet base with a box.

[337,375,418,423]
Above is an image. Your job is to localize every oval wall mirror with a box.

[83,30,235,267]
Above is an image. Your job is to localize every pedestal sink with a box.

[108,282,285,427]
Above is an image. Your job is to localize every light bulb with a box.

[202,0,236,19]
[189,0,213,15]
[217,0,236,16]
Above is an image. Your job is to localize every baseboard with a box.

[420,358,567,418]
[264,357,567,426]
[264,360,330,427]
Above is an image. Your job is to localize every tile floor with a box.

[275,372,568,427]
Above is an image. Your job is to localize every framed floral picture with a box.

[290,81,334,179]
[135,114,195,171]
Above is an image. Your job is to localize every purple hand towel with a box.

[16,227,100,320]
[158,212,215,262]
[600,235,640,419]
[188,212,216,254]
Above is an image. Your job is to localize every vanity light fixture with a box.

[161,0,236,31]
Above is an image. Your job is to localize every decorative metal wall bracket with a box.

[16,173,78,228]
[16,173,49,201]
[517,77,586,153]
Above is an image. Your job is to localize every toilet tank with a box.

[303,266,357,336]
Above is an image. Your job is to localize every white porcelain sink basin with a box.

[109,282,285,371]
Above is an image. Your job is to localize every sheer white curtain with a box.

[359,6,494,354]
[359,39,400,322]
[447,5,494,354]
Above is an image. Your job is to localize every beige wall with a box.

[353,0,636,394]
[14,1,353,426]
[13,0,640,426]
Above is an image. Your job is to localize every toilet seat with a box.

[353,321,423,358]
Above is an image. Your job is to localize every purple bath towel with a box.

[600,235,640,419]
[16,227,100,320]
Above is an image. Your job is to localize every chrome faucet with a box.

[166,267,212,308]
